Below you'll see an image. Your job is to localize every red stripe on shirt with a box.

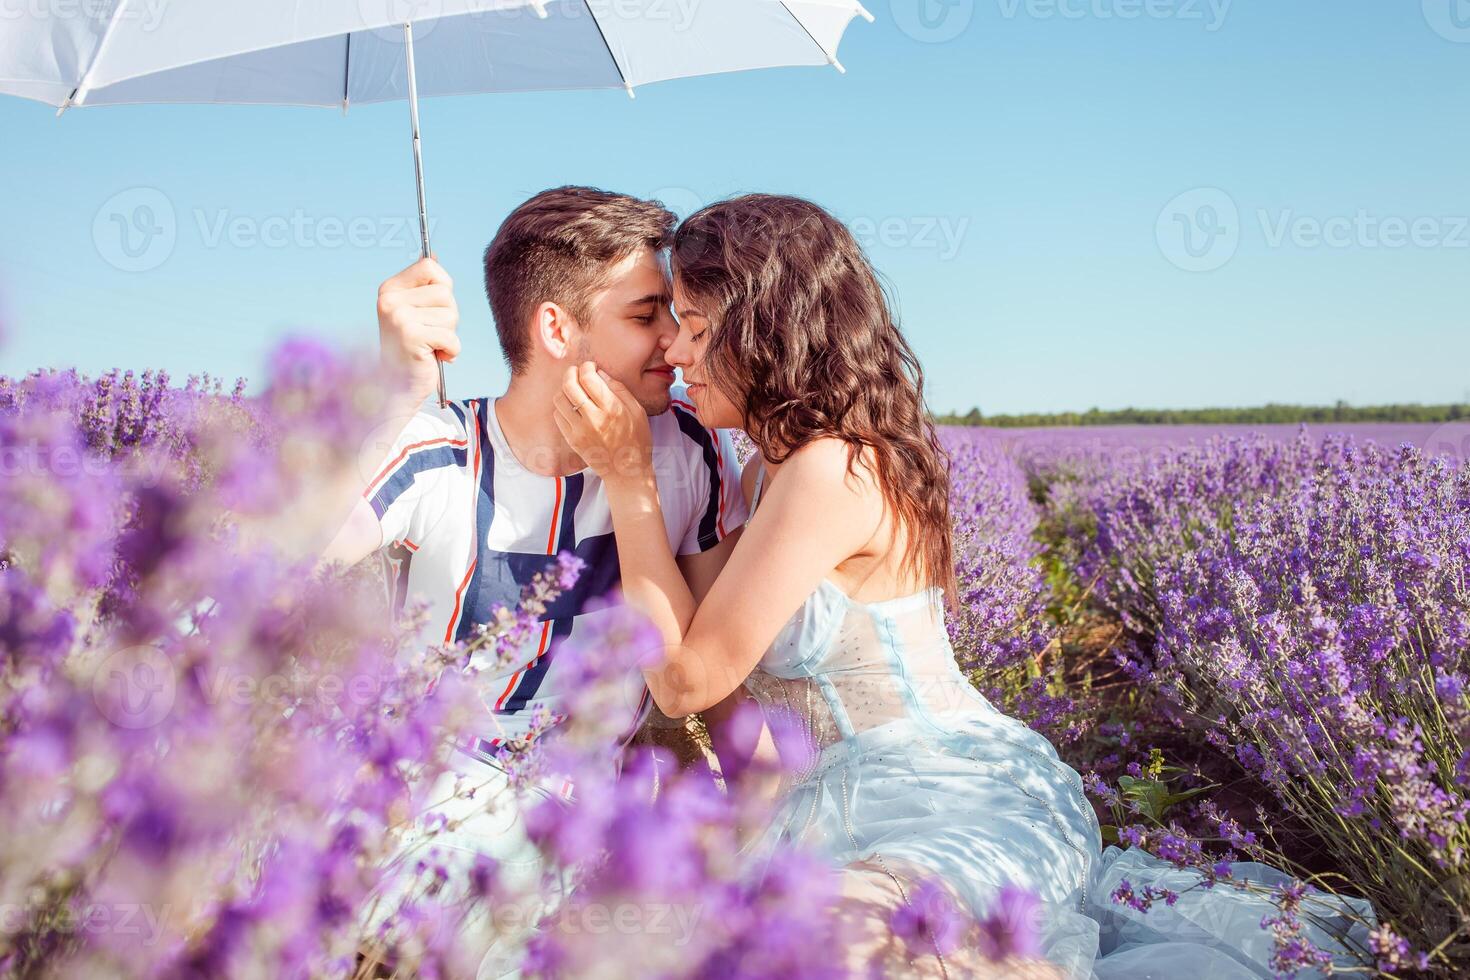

[546,476,564,554]
[443,558,477,645]
[365,435,469,497]
[496,478,566,711]
[442,402,482,645]
[495,619,552,710]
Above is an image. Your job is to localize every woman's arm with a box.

[554,363,881,717]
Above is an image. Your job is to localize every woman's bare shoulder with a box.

[786,438,881,491]
[772,442,885,542]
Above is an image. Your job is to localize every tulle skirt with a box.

[742,703,1374,979]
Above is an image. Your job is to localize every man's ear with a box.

[533,301,579,362]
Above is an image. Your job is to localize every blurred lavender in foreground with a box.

[1,354,1016,979]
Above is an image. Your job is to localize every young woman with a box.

[552,194,1371,978]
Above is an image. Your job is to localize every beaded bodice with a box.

[741,467,983,781]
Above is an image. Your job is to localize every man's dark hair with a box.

[482,186,676,374]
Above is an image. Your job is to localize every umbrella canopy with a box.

[1,0,870,403]
[1,0,871,109]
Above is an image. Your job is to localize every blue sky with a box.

[2,0,1468,415]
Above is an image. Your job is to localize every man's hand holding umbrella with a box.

[377,255,461,409]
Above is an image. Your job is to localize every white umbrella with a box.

[0,0,871,404]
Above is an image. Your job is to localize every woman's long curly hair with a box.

[671,194,957,607]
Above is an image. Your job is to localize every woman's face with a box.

[667,277,745,430]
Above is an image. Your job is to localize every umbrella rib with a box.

[778,1,844,73]
[59,0,136,113]
[580,0,634,97]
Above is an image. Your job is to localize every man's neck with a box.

[495,373,588,477]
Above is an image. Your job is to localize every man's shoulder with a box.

[369,397,481,492]
[399,395,478,441]
[652,386,711,449]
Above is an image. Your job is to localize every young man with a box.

[328,187,748,976]
[329,185,746,753]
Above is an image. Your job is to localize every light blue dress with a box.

[739,468,1372,979]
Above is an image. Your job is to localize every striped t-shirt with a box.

[363,386,746,755]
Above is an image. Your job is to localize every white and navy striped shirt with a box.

[364,386,746,755]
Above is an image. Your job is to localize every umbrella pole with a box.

[403,21,448,408]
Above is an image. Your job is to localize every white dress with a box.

[738,468,1373,978]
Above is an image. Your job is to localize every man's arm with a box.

[320,497,385,567]
[675,527,739,605]
[311,257,461,570]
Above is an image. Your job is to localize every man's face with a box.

[575,247,678,416]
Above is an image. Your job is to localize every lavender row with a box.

[1050,427,1469,973]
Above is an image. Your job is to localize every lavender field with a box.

[1,358,1466,978]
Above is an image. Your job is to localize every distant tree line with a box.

[933,401,1470,428]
